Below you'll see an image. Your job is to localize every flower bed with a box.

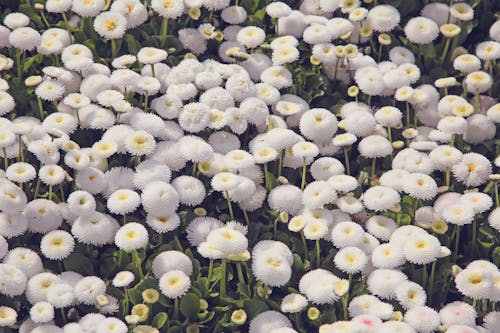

[0,0,499,332]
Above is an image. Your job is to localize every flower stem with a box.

[315,239,321,268]
[273,215,279,240]
[111,39,117,59]
[264,163,271,191]
[277,150,283,178]
[370,158,376,180]
[454,225,461,259]
[440,38,451,65]
[37,97,45,120]
[49,185,53,201]
[300,231,308,259]
[495,181,499,207]
[474,90,479,113]
[174,297,179,319]
[225,191,234,220]
[236,262,245,284]
[300,157,307,190]
[220,259,227,298]
[160,18,169,48]
[342,274,352,320]
[241,202,250,224]
[343,147,350,176]
[428,260,436,302]
[207,259,213,281]
[2,147,8,170]
[132,250,144,279]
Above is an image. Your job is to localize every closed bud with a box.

[228,250,251,262]
[279,211,289,223]
[402,128,418,139]
[431,220,448,234]
[132,304,149,322]
[307,307,320,320]
[310,55,321,65]
[347,86,359,97]
[392,141,404,149]
[142,289,160,304]
[277,176,288,184]
[378,33,391,45]
[440,24,461,38]
[199,299,208,311]
[194,207,207,216]
[452,265,462,277]
[96,294,109,306]
[231,309,247,325]
[34,3,44,10]
[391,311,403,321]
[188,7,201,20]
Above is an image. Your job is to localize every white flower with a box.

[159,270,191,298]
[404,17,439,44]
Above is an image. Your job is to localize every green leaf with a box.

[243,299,268,318]
[63,252,94,275]
[493,247,500,266]
[180,293,201,321]
[153,312,168,328]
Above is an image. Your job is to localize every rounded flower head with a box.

[452,153,492,187]
[107,189,141,215]
[403,173,438,200]
[334,246,368,274]
[114,222,149,251]
[40,230,75,260]
[151,0,184,19]
[358,135,393,158]
[403,233,441,265]
[94,11,127,39]
[404,17,439,44]
[367,5,400,32]
[363,186,401,212]
[404,306,440,333]
[8,27,41,50]
[159,270,190,298]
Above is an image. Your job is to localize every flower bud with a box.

[307,307,320,320]
[142,289,160,304]
[378,33,391,45]
[231,309,247,325]
[347,86,359,97]
[132,304,149,322]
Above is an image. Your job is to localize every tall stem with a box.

[264,163,271,191]
[225,191,234,220]
[160,18,169,48]
[495,181,499,207]
[37,97,45,120]
[440,38,451,65]
[111,39,117,59]
[132,250,144,279]
[428,260,436,303]
[174,297,179,319]
[454,225,461,259]
[220,259,227,298]
[342,274,352,320]
[343,147,350,176]
[2,147,8,170]
[300,157,307,190]
[315,239,321,268]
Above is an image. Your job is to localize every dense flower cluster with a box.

[0,0,499,332]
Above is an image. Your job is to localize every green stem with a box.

[60,308,67,323]
[495,182,499,207]
[49,185,53,201]
[143,92,149,112]
[300,231,308,260]
[111,39,117,59]
[300,157,307,191]
[422,264,427,290]
[264,163,271,191]
[241,202,250,225]
[236,262,245,284]
[151,64,156,78]
[445,168,450,188]
[61,12,72,41]
[16,50,23,80]
[440,38,451,65]
[342,274,352,320]
[454,225,461,259]
[370,158,376,180]
[273,215,279,240]
[225,191,234,220]
[174,297,179,319]
[220,259,227,298]
[207,259,214,281]
[277,150,283,178]
[160,18,169,48]
[34,177,41,199]
[315,239,321,268]
[406,102,410,128]
[40,11,50,28]
[2,147,8,170]
[474,90,479,113]
[37,97,45,120]
[132,250,144,279]
[59,183,65,202]
[343,147,350,176]
[428,260,436,303]
[191,161,198,177]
